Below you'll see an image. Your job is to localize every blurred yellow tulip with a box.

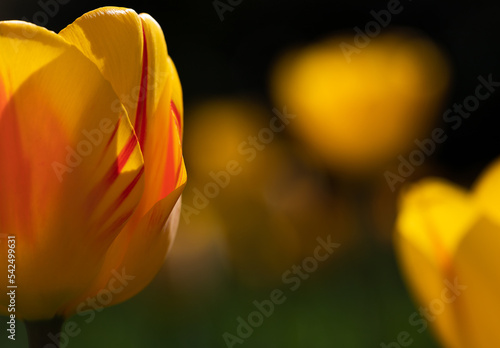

[184,98,268,192]
[395,159,500,348]
[182,99,304,286]
[0,7,186,321]
[180,98,360,288]
[271,30,450,174]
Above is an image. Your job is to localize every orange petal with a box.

[0,21,144,320]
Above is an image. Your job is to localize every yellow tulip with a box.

[395,159,500,348]
[271,31,450,174]
[182,99,304,286]
[0,6,186,324]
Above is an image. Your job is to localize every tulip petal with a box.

[58,9,186,314]
[59,8,186,198]
[395,179,479,348]
[0,22,144,319]
[59,7,144,128]
[395,234,463,348]
[451,217,500,348]
[396,179,478,267]
[473,157,500,225]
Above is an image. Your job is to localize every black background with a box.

[2,0,500,185]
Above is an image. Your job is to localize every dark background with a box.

[1,1,499,347]
[3,0,500,176]
[2,0,500,180]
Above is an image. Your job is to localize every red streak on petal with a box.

[96,116,122,168]
[86,134,139,216]
[134,28,149,150]
[103,116,121,153]
[117,134,138,173]
[91,166,144,237]
[170,100,182,142]
[117,166,144,207]
[85,29,149,223]
[101,134,137,188]
[96,208,136,246]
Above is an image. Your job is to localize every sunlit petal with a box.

[58,8,186,314]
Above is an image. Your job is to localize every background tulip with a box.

[271,30,450,174]
[395,158,500,348]
[0,7,185,346]
[179,98,360,288]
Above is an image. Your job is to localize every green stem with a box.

[25,317,65,348]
